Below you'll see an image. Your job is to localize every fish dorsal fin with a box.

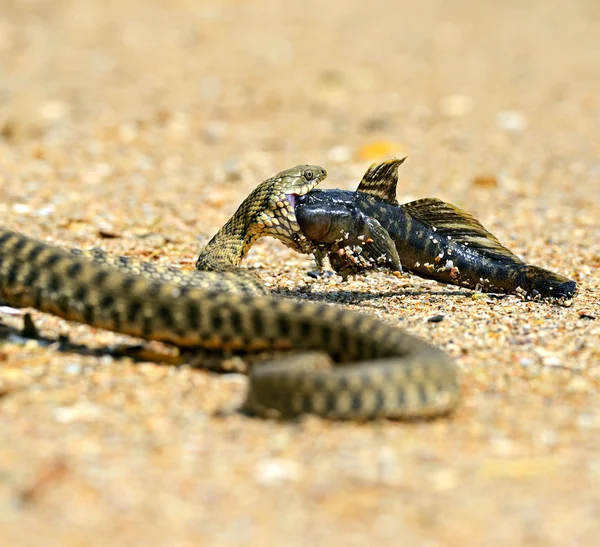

[401,197,522,262]
[356,157,406,205]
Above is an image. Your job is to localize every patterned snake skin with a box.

[0,165,459,419]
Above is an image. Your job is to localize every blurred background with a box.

[1,0,598,190]
[0,1,599,545]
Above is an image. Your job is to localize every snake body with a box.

[0,165,459,419]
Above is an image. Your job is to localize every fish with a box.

[295,158,577,302]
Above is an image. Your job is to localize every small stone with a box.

[577,413,596,429]
[439,94,474,118]
[538,429,558,448]
[542,356,561,367]
[566,377,592,394]
[427,314,445,323]
[201,76,222,99]
[362,116,389,132]
[472,175,498,188]
[12,203,31,214]
[327,145,351,163]
[99,355,115,366]
[53,403,103,423]
[118,124,138,143]
[431,468,459,491]
[39,100,70,121]
[204,121,226,143]
[0,306,24,316]
[218,373,247,385]
[63,363,83,375]
[489,436,518,457]
[224,158,242,181]
[578,311,596,320]
[357,140,407,161]
[35,205,55,217]
[254,458,301,485]
[497,110,528,132]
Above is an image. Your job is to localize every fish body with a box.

[295,159,576,301]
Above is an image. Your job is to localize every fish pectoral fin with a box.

[328,214,401,276]
[360,216,402,271]
[356,157,407,205]
[401,197,522,262]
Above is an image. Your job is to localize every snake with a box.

[0,164,459,420]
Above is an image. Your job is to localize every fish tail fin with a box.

[514,265,577,301]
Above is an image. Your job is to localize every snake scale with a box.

[0,165,459,420]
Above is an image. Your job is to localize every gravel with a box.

[0,0,599,545]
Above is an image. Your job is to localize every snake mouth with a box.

[284,183,316,201]
[283,176,322,202]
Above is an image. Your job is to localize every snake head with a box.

[198,164,327,269]
[268,164,326,206]
[255,165,327,254]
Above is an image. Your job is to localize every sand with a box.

[0,0,599,545]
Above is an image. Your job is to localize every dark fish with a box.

[295,159,577,301]
[295,193,402,275]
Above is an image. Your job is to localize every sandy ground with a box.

[0,0,599,545]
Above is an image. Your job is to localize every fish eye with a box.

[303,169,314,181]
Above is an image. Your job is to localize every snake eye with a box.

[303,169,314,181]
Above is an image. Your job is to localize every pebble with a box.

[12,203,31,214]
[118,124,138,143]
[497,110,528,132]
[254,458,301,485]
[63,363,83,375]
[439,93,474,118]
[53,403,103,423]
[566,376,593,394]
[472,175,499,188]
[327,145,352,163]
[204,121,226,144]
[35,205,55,217]
[39,100,70,121]
[0,306,24,316]
[99,355,115,366]
[427,314,445,323]
[357,140,407,161]
[224,158,243,181]
[535,348,562,367]
[218,373,247,385]
[431,468,459,491]
[541,355,562,367]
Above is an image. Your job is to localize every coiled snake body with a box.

[0,165,459,420]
